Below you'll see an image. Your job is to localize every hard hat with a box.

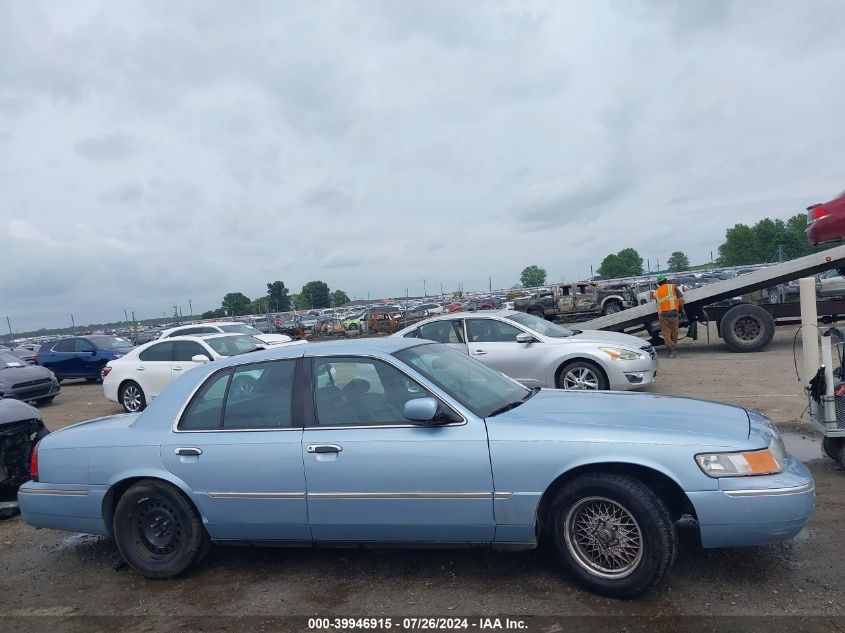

[656,274,668,283]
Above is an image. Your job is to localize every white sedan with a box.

[158,321,292,345]
[103,334,302,413]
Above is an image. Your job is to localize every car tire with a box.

[529,309,545,320]
[119,381,147,413]
[36,396,55,405]
[719,304,775,353]
[603,300,623,316]
[557,361,609,391]
[113,480,209,579]
[548,473,676,599]
[85,376,102,384]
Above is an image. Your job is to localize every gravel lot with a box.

[2,325,843,628]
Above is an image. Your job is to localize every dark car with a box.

[0,399,49,490]
[4,347,37,364]
[806,189,845,245]
[37,335,134,382]
[0,351,60,404]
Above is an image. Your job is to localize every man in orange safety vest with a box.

[652,275,685,358]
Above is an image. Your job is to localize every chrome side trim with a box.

[307,492,493,500]
[207,492,305,499]
[19,488,88,496]
[723,482,814,497]
[494,492,513,499]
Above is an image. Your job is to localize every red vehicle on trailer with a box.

[806,189,845,245]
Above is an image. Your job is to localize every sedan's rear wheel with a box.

[119,381,146,413]
[114,480,209,579]
[558,361,608,391]
[548,474,676,598]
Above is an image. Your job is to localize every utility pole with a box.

[70,314,75,332]
[423,279,427,297]
[440,283,444,298]
[6,316,13,338]
[123,308,129,323]
[488,277,492,293]
[188,299,193,316]
[590,265,594,280]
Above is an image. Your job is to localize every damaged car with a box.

[0,399,49,490]
[0,351,61,404]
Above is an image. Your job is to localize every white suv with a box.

[159,321,292,345]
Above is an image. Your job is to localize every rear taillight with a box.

[101,366,112,378]
[808,205,829,223]
[30,440,40,481]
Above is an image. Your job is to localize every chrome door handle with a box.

[472,350,487,356]
[307,444,342,454]
[175,447,202,456]
[136,367,145,371]
[173,366,182,371]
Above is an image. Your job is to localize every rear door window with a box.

[52,339,76,353]
[173,341,210,362]
[139,342,175,362]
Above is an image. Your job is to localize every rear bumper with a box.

[18,482,109,536]
[687,457,815,547]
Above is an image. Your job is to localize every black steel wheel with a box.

[720,304,775,352]
[822,436,843,463]
[114,480,209,579]
[548,474,676,598]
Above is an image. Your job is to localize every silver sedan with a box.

[393,310,657,390]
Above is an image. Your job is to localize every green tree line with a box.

[201,280,351,319]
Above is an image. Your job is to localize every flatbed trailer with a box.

[580,244,845,352]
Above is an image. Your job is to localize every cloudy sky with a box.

[2,0,845,331]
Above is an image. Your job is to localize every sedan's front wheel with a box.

[558,361,608,390]
[548,474,676,598]
[114,480,209,579]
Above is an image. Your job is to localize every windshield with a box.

[91,336,133,349]
[505,312,573,338]
[394,343,530,418]
[0,352,24,366]
[218,324,262,336]
[205,335,265,356]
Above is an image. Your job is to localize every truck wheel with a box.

[822,436,843,462]
[603,300,623,316]
[720,304,775,353]
[529,309,545,320]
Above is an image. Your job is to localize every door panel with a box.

[465,319,547,387]
[304,356,493,543]
[161,359,309,541]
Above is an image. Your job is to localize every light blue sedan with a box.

[18,338,814,598]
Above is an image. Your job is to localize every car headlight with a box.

[695,439,785,477]
[600,347,642,361]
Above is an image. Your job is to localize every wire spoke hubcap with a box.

[563,367,600,390]
[564,496,643,579]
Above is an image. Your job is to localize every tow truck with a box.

[581,244,845,352]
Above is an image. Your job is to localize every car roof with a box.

[207,336,424,368]
[392,310,525,334]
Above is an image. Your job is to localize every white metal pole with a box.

[799,277,819,386]
[821,332,836,422]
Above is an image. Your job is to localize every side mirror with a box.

[404,397,439,423]
[516,333,534,344]
[191,355,210,364]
